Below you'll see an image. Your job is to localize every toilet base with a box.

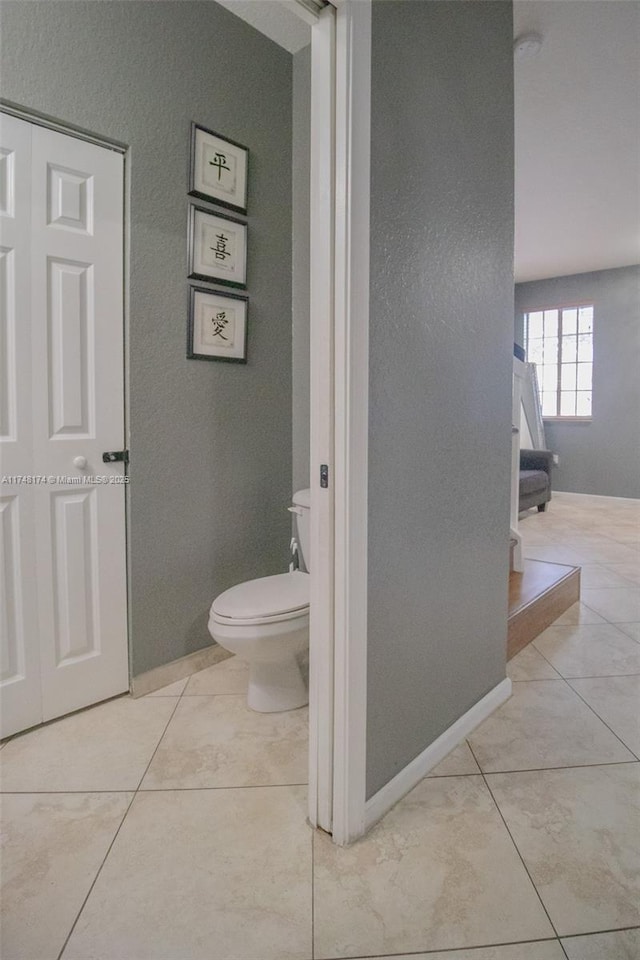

[247,656,308,712]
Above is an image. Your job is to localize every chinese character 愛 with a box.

[211,311,229,340]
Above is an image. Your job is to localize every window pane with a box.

[561,363,577,391]
[562,308,578,335]
[527,338,544,364]
[579,306,594,333]
[526,311,543,340]
[562,334,577,362]
[576,392,592,417]
[542,392,557,417]
[544,310,558,337]
[544,337,559,364]
[541,364,558,391]
[560,392,576,417]
[576,362,592,390]
[577,334,593,362]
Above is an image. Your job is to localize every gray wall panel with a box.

[1,1,293,675]
[367,1,514,798]
[515,266,640,498]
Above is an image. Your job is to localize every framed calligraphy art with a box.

[189,123,249,214]
[187,286,248,363]
[188,205,247,288]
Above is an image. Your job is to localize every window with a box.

[524,304,594,419]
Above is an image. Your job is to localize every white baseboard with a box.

[554,490,640,503]
[130,644,231,697]
[364,677,512,832]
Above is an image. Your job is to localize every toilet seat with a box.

[211,571,309,625]
[210,606,309,629]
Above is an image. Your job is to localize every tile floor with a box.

[1,492,639,960]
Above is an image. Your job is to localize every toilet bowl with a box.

[208,491,311,712]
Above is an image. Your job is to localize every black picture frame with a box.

[189,122,249,214]
[187,286,248,363]
[188,204,247,289]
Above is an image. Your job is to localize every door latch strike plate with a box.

[320,464,329,488]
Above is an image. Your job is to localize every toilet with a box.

[208,489,311,712]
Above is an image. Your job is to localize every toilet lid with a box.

[212,571,309,621]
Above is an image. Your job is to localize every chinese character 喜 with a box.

[211,233,231,261]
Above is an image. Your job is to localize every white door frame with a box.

[306,0,371,845]
[308,3,336,833]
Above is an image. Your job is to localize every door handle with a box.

[102,450,129,464]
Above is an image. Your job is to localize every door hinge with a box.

[102,450,129,464]
[320,464,329,488]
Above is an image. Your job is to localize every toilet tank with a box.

[292,489,311,571]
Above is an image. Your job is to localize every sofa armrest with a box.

[520,449,553,475]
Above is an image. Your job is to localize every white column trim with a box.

[308,3,336,833]
[331,0,371,846]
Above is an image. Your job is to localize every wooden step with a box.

[507,559,580,660]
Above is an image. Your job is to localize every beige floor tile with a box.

[552,602,606,626]
[141,695,308,789]
[183,654,249,695]
[467,680,634,772]
[426,741,480,777]
[0,697,177,792]
[568,675,640,756]
[62,787,312,960]
[518,529,555,545]
[487,764,640,936]
[1,792,131,960]
[507,645,560,681]
[533,623,640,678]
[603,524,640,545]
[523,544,584,565]
[355,944,565,960]
[562,928,640,959]
[582,587,640,623]
[313,776,553,959]
[145,677,188,697]
[616,622,640,643]
[605,562,640,586]
[569,542,639,565]
[576,564,639,589]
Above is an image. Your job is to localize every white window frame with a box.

[524,303,594,422]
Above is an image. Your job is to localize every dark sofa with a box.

[519,449,553,512]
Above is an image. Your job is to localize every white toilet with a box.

[208,489,311,712]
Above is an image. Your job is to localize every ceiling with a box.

[214,0,312,52]
[218,0,639,282]
[513,1,640,282]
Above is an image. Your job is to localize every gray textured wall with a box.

[515,266,640,499]
[367,1,514,798]
[0,1,293,676]
[292,45,311,493]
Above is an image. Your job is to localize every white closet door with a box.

[0,114,42,737]
[31,125,128,722]
[0,116,128,737]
